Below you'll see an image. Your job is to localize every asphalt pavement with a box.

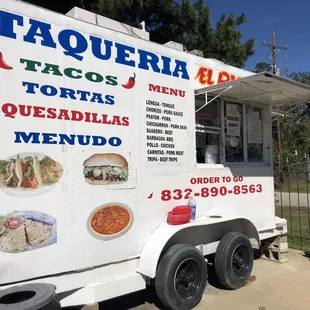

[275,191,310,207]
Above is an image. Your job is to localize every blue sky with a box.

[204,0,309,74]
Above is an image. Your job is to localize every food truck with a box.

[0,0,310,309]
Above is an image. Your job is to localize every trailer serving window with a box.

[246,106,263,162]
[195,72,310,166]
[224,102,244,163]
[195,97,221,164]
[195,98,264,165]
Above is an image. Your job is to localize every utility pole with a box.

[263,31,288,75]
[263,31,288,177]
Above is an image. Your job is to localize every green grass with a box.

[276,205,310,251]
[281,181,309,193]
[275,179,310,193]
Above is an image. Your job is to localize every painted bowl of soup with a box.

[87,203,134,240]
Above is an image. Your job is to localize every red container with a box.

[168,211,191,225]
[172,205,191,215]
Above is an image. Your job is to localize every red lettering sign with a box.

[148,83,185,97]
[194,67,215,86]
[195,66,241,86]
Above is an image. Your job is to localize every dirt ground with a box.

[98,249,310,310]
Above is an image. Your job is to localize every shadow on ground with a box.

[67,286,164,310]
[68,252,261,310]
[96,260,230,310]
[98,287,162,310]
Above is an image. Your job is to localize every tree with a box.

[289,71,310,85]
[273,71,310,176]
[23,0,255,68]
[208,12,255,67]
[289,71,310,118]
[253,62,272,73]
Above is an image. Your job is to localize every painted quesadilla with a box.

[0,211,57,253]
[24,219,53,247]
[0,224,27,253]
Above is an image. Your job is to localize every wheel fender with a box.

[138,223,182,279]
[138,216,258,279]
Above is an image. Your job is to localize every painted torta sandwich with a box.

[83,153,129,185]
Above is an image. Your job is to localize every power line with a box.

[262,31,288,175]
[280,51,289,77]
[263,31,288,75]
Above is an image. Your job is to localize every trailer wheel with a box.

[155,244,207,310]
[214,232,253,290]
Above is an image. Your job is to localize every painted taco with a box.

[0,159,22,188]
[0,155,63,190]
[39,156,63,185]
[83,153,128,185]
[16,156,43,189]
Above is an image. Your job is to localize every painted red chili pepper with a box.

[0,52,13,70]
[147,193,153,199]
[122,73,136,89]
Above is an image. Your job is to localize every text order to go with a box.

[160,184,263,201]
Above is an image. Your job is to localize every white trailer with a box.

[0,1,309,309]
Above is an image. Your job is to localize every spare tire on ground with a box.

[0,283,60,310]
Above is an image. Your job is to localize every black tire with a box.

[0,283,57,310]
[155,244,207,310]
[214,232,254,290]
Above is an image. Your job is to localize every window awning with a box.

[195,72,310,107]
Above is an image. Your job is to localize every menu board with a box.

[145,98,187,164]
[227,121,240,136]
[248,119,262,144]
[227,103,240,119]
[226,103,240,136]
